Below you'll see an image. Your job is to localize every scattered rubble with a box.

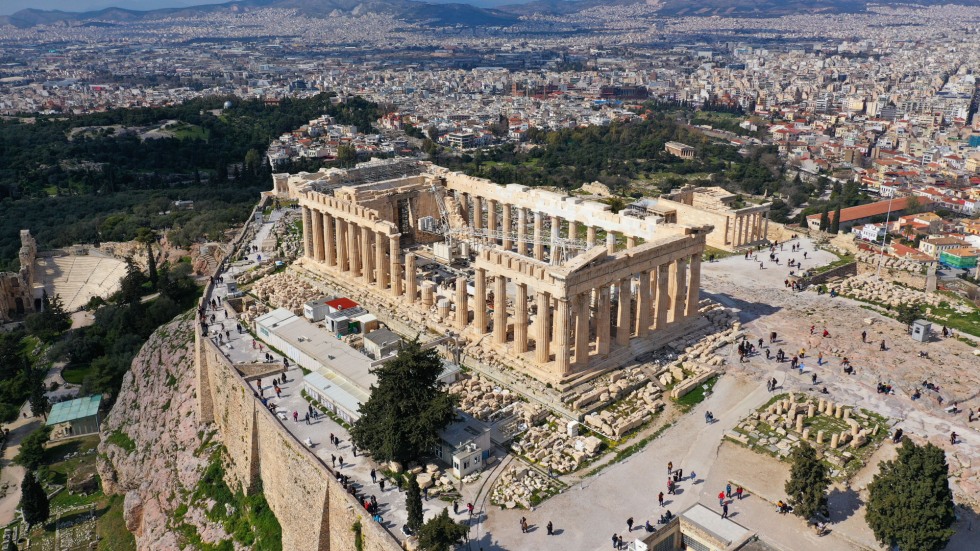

[490,464,563,509]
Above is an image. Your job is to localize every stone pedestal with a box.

[802,428,810,440]
[795,415,804,433]
[807,404,816,418]
[830,433,839,449]
[817,430,824,444]
[843,408,850,420]
[818,398,826,413]
[437,298,450,320]
[835,405,843,419]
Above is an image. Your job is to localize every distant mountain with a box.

[0,0,519,28]
[4,0,980,28]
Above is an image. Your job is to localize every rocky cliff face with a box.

[97,315,230,549]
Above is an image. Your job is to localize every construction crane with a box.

[419,184,590,264]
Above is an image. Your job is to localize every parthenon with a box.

[276,159,713,386]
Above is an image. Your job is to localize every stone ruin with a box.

[490,464,563,510]
[727,393,887,478]
[828,274,942,309]
[250,272,321,313]
[449,374,522,422]
[855,251,927,274]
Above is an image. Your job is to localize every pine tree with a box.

[19,471,49,530]
[830,203,842,234]
[417,508,469,551]
[867,441,955,551]
[406,474,424,533]
[818,205,830,232]
[784,442,829,521]
[350,338,458,464]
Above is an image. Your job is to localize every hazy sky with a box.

[0,0,528,16]
[2,0,212,16]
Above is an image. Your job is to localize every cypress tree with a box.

[867,441,955,551]
[830,203,842,234]
[818,205,830,232]
[784,442,829,521]
[20,471,50,530]
[406,473,424,533]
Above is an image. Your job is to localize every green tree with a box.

[336,144,357,167]
[6,536,18,551]
[349,338,458,464]
[135,228,158,289]
[417,508,468,551]
[866,440,955,551]
[426,125,439,142]
[818,204,830,232]
[19,471,49,530]
[784,442,829,521]
[244,148,263,176]
[14,426,50,471]
[117,258,147,304]
[24,292,71,342]
[28,371,49,420]
[406,473,424,533]
[895,302,924,330]
[829,203,842,234]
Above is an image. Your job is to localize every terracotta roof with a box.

[806,197,933,223]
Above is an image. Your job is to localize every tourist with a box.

[718,491,725,506]
[658,491,664,507]
[736,486,743,500]
[371,469,377,483]
[292,411,298,422]
[726,483,732,498]
[453,500,458,514]
[722,502,729,519]
[331,454,336,467]
[667,461,672,475]
[467,502,474,515]
[810,325,815,335]
[547,521,554,536]
[880,340,886,351]
[520,517,527,533]
[379,479,385,491]
[338,456,344,468]
[950,432,957,445]
[667,479,674,495]
[861,330,867,343]
[811,373,817,385]
[627,517,634,532]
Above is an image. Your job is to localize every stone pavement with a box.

[0,402,41,526]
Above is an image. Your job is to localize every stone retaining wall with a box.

[195,197,401,551]
[808,261,858,286]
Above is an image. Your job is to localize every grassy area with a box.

[169,121,209,141]
[810,252,855,276]
[106,429,137,454]
[99,494,138,551]
[675,375,720,411]
[61,364,97,385]
[703,246,737,261]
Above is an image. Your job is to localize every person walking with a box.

[467,503,474,515]
[951,432,957,445]
[667,461,672,475]
[880,340,886,351]
[331,454,336,467]
[718,491,725,506]
[547,521,554,536]
[736,486,743,500]
[370,469,377,483]
[292,411,298,422]
[379,479,385,491]
[627,517,634,532]
[722,502,729,519]
[810,325,815,335]
[453,500,458,514]
[667,478,675,495]
[861,330,867,343]
[726,483,732,499]
[658,491,665,507]
[520,517,527,533]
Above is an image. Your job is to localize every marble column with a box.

[686,253,701,318]
[514,283,528,353]
[636,270,651,338]
[455,276,468,330]
[626,236,637,249]
[472,195,482,232]
[389,234,402,297]
[375,231,387,288]
[348,223,361,277]
[493,275,507,344]
[655,264,670,329]
[324,213,336,267]
[574,292,590,367]
[361,228,373,285]
[421,280,435,307]
[597,285,612,355]
[312,209,325,262]
[487,199,497,243]
[533,212,544,261]
[587,226,597,248]
[502,204,513,250]
[606,232,616,254]
[336,218,348,272]
[670,258,688,323]
[567,220,579,258]
[517,208,527,256]
[554,296,571,376]
[535,291,551,363]
[764,213,769,241]
[302,207,313,258]
[459,192,469,222]
[474,268,488,334]
[550,216,560,264]
[616,277,631,346]
[405,253,417,303]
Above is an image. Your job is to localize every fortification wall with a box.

[194,197,400,551]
